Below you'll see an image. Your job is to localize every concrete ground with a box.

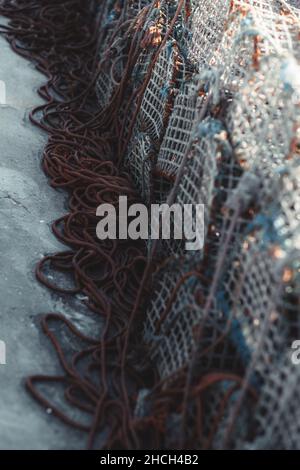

[0,22,96,449]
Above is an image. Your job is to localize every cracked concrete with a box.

[0,21,96,449]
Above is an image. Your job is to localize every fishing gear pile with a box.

[1,0,300,449]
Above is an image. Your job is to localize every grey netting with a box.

[145,260,201,378]
[219,0,300,90]
[122,40,185,200]
[138,41,182,143]
[95,4,128,110]
[245,354,300,450]
[155,80,201,180]
[95,0,153,110]
[188,0,231,69]
[118,48,155,152]
[156,117,231,257]
[226,54,300,180]
[124,131,154,201]
[187,0,300,97]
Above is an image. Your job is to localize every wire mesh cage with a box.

[155,80,201,181]
[226,53,300,179]
[188,0,231,69]
[137,40,183,144]
[145,259,203,378]
[216,0,300,92]
[95,0,153,111]
[246,353,300,450]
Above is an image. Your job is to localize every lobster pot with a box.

[123,0,198,152]
[188,0,231,69]
[155,81,200,181]
[144,256,249,380]
[95,0,152,111]
[267,166,300,327]
[246,215,300,448]
[144,263,246,380]
[213,51,300,318]
[200,379,254,449]
[144,260,203,379]
[96,53,125,110]
[118,49,155,152]
[243,355,300,449]
[226,54,300,179]
[217,1,300,94]
[145,122,247,377]
[124,131,154,201]
[220,231,288,370]
[197,246,298,449]
[157,118,228,257]
[214,169,300,448]
[123,39,187,204]
[137,40,183,144]
[146,116,250,379]
[208,166,300,364]
[95,1,126,110]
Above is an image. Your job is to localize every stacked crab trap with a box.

[96,0,300,448]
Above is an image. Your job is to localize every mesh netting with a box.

[188,0,231,69]
[247,354,300,450]
[137,41,183,143]
[125,131,154,201]
[145,260,201,378]
[95,0,152,110]
[155,80,200,180]
[220,2,300,94]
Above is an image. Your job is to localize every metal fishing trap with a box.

[94,0,300,448]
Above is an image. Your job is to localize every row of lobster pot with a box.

[125,39,186,201]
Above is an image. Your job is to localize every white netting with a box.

[138,40,183,143]
[95,0,153,110]
[218,0,300,90]
[155,117,232,257]
[187,0,300,97]
[145,261,201,378]
[155,80,201,180]
[95,3,129,110]
[226,57,300,194]
[188,0,231,68]
[246,354,300,450]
